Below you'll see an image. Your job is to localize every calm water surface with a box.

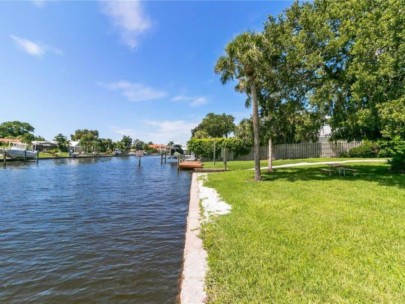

[0,157,192,303]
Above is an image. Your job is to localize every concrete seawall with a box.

[180,173,207,303]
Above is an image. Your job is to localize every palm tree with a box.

[215,32,264,181]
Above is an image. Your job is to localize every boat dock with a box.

[178,160,204,170]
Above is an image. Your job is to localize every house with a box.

[32,140,58,152]
[148,144,168,153]
[69,141,82,153]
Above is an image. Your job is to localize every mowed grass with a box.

[202,162,405,303]
[202,158,377,171]
[38,152,69,158]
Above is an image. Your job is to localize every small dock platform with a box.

[178,161,204,170]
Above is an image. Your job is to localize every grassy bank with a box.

[202,158,382,171]
[38,152,69,158]
[202,162,405,303]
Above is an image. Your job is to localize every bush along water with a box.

[187,138,250,159]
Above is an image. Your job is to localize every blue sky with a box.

[1,0,292,144]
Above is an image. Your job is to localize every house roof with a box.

[69,141,80,147]
[32,140,58,146]
[148,144,167,149]
[0,138,22,143]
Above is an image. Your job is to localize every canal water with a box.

[0,157,192,303]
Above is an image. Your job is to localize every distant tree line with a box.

[0,121,171,155]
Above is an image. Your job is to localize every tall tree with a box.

[120,135,133,153]
[54,133,68,152]
[70,129,99,141]
[191,113,235,138]
[264,0,404,141]
[0,121,35,138]
[234,118,253,145]
[98,138,113,153]
[70,129,99,153]
[133,139,145,151]
[215,32,265,181]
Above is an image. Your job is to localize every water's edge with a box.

[179,173,207,303]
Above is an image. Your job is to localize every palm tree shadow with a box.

[261,164,405,190]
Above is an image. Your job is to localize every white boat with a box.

[114,149,122,156]
[6,143,38,160]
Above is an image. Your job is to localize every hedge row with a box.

[187,138,250,158]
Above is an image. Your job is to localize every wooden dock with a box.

[178,160,204,170]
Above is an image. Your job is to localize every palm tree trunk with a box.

[250,80,261,181]
[268,138,273,172]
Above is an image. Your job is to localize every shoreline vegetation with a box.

[0,152,166,162]
[199,159,405,303]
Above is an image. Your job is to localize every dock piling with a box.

[161,152,167,165]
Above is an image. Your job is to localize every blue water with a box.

[0,157,192,303]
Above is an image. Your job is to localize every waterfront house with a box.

[69,141,83,154]
[148,144,168,153]
[32,140,58,152]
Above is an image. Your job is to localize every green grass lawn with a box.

[203,158,384,171]
[38,152,69,158]
[202,162,405,303]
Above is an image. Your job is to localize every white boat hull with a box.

[6,149,38,160]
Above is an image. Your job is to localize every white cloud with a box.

[101,0,151,49]
[105,81,167,102]
[31,0,46,7]
[190,97,208,107]
[10,35,44,56]
[171,95,208,107]
[112,120,198,145]
[171,95,189,102]
[10,35,63,57]
[145,120,197,134]
[144,120,198,144]
[111,127,138,139]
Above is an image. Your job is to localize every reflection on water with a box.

[0,157,191,303]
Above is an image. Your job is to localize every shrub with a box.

[187,138,250,158]
[388,140,405,172]
[347,139,405,159]
[346,138,405,172]
[377,138,403,157]
[347,141,380,157]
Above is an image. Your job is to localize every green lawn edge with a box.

[202,157,388,171]
[201,161,405,303]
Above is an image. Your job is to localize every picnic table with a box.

[322,163,358,176]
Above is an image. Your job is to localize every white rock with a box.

[197,173,231,221]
